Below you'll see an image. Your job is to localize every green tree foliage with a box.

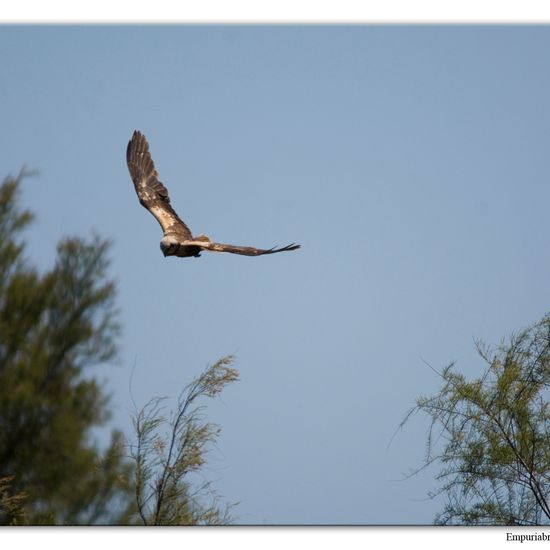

[404,314,550,525]
[0,476,26,524]
[0,173,133,524]
[0,172,239,525]
[130,356,239,525]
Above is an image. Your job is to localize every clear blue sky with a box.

[2,25,550,524]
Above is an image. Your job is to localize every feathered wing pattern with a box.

[126,130,301,258]
[126,130,193,241]
[192,241,301,256]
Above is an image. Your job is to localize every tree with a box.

[403,314,550,525]
[0,171,239,525]
[130,356,239,525]
[0,172,134,524]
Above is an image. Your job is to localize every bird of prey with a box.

[126,130,301,259]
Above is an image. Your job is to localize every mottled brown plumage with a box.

[126,130,300,258]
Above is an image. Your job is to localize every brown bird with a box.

[126,130,301,258]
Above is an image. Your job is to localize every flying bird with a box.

[126,130,301,259]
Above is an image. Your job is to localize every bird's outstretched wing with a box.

[190,240,301,256]
[126,130,193,241]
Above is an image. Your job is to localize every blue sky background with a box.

[2,25,550,524]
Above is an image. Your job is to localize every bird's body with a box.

[126,130,300,258]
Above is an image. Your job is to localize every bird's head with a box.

[160,236,179,257]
